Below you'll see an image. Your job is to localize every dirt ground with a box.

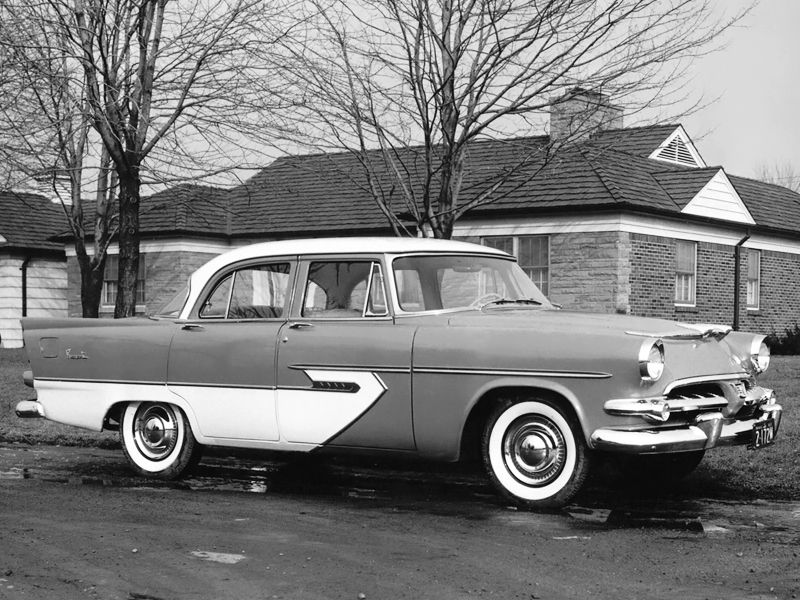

[1,443,798,600]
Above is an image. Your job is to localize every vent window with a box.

[653,136,700,167]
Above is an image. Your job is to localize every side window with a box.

[200,263,291,319]
[302,260,386,318]
[200,274,233,318]
[395,269,424,311]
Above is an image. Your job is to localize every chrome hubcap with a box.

[503,416,567,486]
[133,404,179,461]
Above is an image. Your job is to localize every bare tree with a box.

[0,0,288,316]
[756,162,800,193]
[275,0,751,238]
[0,10,118,317]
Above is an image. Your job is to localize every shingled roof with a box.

[0,191,67,252]
[139,184,230,237]
[29,123,800,245]
[218,124,800,240]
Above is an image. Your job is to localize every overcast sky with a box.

[677,0,799,182]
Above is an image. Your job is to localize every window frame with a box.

[298,258,391,320]
[674,240,697,307]
[481,235,550,297]
[190,257,296,321]
[102,254,146,308]
[746,248,761,311]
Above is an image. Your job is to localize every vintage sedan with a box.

[16,238,782,508]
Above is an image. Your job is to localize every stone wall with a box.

[457,230,632,314]
[68,250,221,317]
[549,230,631,314]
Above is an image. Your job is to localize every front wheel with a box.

[120,402,201,479]
[482,399,591,509]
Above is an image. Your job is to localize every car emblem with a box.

[65,348,89,360]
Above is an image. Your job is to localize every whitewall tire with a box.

[482,399,591,509]
[120,402,201,479]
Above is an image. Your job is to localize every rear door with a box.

[167,257,296,442]
[276,257,416,449]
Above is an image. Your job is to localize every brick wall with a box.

[629,233,800,335]
[68,250,220,317]
[739,249,800,335]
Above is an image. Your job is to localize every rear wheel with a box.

[482,399,591,509]
[120,402,201,479]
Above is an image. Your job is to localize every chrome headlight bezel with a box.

[638,338,665,382]
[750,335,770,374]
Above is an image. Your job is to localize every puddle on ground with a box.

[0,468,30,479]
[4,447,799,539]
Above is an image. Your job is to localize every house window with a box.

[747,249,760,310]
[482,235,550,296]
[482,236,514,255]
[674,240,696,306]
[103,255,146,306]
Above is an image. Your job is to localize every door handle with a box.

[288,322,313,329]
[181,323,205,331]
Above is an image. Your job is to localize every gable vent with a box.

[655,137,699,167]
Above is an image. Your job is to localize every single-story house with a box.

[0,191,68,347]
[8,94,800,342]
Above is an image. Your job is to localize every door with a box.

[276,258,416,449]
[167,259,294,441]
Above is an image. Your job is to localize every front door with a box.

[167,259,295,442]
[276,258,416,449]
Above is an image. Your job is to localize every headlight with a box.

[639,339,665,382]
[750,336,770,373]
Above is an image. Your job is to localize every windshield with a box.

[151,283,189,318]
[392,254,550,313]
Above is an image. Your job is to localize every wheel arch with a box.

[100,391,206,443]
[458,379,589,462]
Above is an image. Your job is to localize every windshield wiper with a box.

[480,298,543,309]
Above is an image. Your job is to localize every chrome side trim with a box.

[289,364,411,374]
[414,367,613,379]
[169,382,278,390]
[34,377,166,386]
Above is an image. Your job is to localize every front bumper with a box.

[591,387,782,454]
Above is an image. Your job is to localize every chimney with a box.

[549,87,623,143]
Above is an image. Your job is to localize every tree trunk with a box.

[114,173,141,318]
[77,252,105,318]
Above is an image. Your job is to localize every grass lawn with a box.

[1,348,797,499]
[0,348,117,447]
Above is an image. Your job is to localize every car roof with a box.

[181,237,508,318]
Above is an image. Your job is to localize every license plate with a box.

[749,418,775,450]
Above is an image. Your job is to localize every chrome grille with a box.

[666,382,728,413]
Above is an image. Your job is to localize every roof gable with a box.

[590,124,681,158]
[680,169,755,224]
[648,126,706,168]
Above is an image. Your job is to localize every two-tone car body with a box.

[16,238,782,507]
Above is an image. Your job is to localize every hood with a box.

[445,308,717,338]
